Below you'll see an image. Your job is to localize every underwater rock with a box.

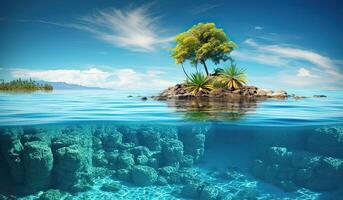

[307,126,343,158]
[220,169,244,181]
[268,147,292,164]
[0,194,9,200]
[253,145,343,192]
[156,176,168,186]
[251,160,266,179]
[21,134,47,144]
[147,158,159,169]
[235,187,260,200]
[105,151,119,169]
[132,165,158,186]
[0,128,25,184]
[51,135,79,151]
[52,140,91,191]
[4,140,25,184]
[100,182,122,192]
[160,166,178,177]
[116,169,131,181]
[136,155,149,165]
[181,182,201,199]
[70,178,93,193]
[302,157,343,191]
[279,180,298,192]
[0,152,11,194]
[294,168,312,183]
[38,189,67,200]
[92,150,108,167]
[92,136,102,151]
[22,141,53,192]
[200,185,219,200]
[117,152,135,169]
[118,127,139,145]
[180,155,194,167]
[100,128,123,151]
[160,166,184,184]
[129,146,151,158]
[161,139,184,166]
[117,142,135,151]
[178,126,207,163]
[158,127,179,139]
[290,151,320,168]
[92,167,114,179]
[252,128,302,158]
[137,127,161,151]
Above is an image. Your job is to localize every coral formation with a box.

[0,124,342,199]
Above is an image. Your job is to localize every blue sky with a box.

[0,0,342,90]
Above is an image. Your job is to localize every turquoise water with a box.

[0,89,342,126]
[0,90,343,200]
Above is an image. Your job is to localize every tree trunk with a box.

[202,61,209,75]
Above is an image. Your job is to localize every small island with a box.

[0,78,53,91]
[154,22,288,101]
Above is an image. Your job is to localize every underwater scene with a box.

[1,1,343,199]
[0,90,343,200]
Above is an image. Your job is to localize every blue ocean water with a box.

[0,89,343,200]
[0,89,342,126]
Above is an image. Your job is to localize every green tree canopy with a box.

[172,22,236,75]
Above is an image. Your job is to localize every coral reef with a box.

[0,124,342,199]
[251,146,343,191]
[307,126,343,158]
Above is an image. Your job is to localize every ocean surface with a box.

[0,89,343,200]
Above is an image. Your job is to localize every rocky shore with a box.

[152,84,327,101]
[153,84,288,101]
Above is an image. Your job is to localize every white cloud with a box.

[73,6,174,52]
[242,39,341,74]
[189,4,219,15]
[10,67,175,90]
[243,38,258,46]
[254,26,263,30]
[234,38,343,89]
[232,51,288,67]
[296,67,318,78]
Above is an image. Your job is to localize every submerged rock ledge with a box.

[153,84,288,101]
[0,124,342,199]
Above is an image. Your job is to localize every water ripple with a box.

[0,89,342,126]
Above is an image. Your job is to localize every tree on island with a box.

[171,22,236,75]
[0,78,53,91]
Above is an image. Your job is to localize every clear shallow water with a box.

[0,90,343,200]
[0,89,342,126]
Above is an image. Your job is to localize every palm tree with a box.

[218,64,247,90]
[186,72,213,95]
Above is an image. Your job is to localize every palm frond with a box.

[185,72,213,95]
[218,64,247,90]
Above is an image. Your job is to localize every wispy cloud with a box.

[10,67,175,90]
[296,67,318,78]
[0,18,75,28]
[0,5,174,52]
[233,38,343,89]
[254,26,263,30]
[72,5,174,52]
[189,4,219,15]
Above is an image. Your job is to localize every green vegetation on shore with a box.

[0,78,53,91]
[171,22,247,95]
